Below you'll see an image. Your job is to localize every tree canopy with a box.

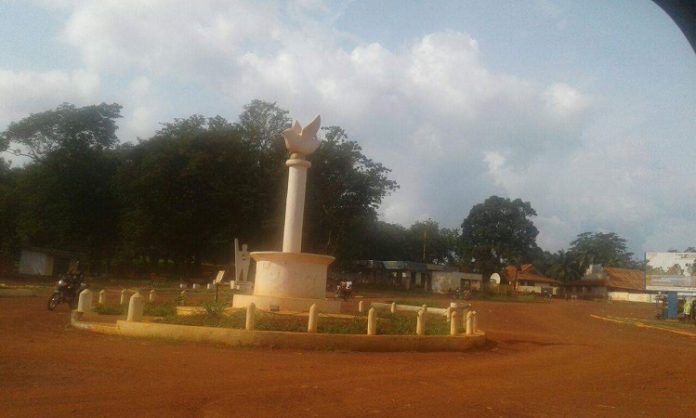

[1,103,122,160]
[459,196,539,278]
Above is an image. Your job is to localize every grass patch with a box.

[158,310,451,335]
[474,293,545,303]
[94,304,126,315]
[94,303,177,317]
[144,303,177,317]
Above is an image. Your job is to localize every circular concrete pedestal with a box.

[232,251,341,313]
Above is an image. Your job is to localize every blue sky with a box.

[1,0,695,257]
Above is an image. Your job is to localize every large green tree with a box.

[115,115,261,274]
[0,159,20,274]
[4,103,124,271]
[304,126,398,265]
[459,195,539,279]
[568,231,638,270]
[1,103,122,161]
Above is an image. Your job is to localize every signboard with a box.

[214,270,225,284]
[645,252,696,292]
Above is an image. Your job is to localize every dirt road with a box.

[1,295,695,417]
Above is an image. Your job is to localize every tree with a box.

[116,115,260,274]
[567,232,637,270]
[544,249,583,283]
[304,126,398,265]
[405,219,458,265]
[1,103,122,161]
[0,158,20,274]
[459,196,539,279]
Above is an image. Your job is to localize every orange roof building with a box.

[565,265,645,298]
[504,264,561,295]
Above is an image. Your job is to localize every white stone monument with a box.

[234,239,250,282]
[233,115,340,313]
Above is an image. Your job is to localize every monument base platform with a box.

[233,294,342,314]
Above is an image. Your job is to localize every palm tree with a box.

[546,250,583,283]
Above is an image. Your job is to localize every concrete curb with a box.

[0,288,36,297]
[590,314,696,338]
[71,313,486,352]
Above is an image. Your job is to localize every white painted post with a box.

[246,303,256,331]
[473,311,479,333]
[127,292,144,322]
[180,290,186,305]
[466,311,474,335]
[149,289,156,303]
[77,289,93,313]
[98,289,106,305]
[120,289,128,305]
[416,309,425,336]
[307,304,318,333]
[358,300,365,313]
[206,283,212,290]
[192,283,199,290]
[450,310,459,336]
[367,307,377,335]
[390,302,396,313]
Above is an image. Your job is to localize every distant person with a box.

[691,298,696,321]
[683,298,692,320]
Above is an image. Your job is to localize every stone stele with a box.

[233,115,341,313]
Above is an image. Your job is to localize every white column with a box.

[246,303,256,331]
[367,307,377,335]
[416,309,425,336]
[127,292,144,322]
[450,311,459,336]
[282,158,311,253]
[307,304,318,333]
[77,289,93,313]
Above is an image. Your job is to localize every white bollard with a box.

[149,289,156,303]
[358,300,365,313]
[246,303,256,331]
[307,304,318,333]
[367,307,377,335]
[179,283,186,289]
[77,289,93,313]
[98,289,106,305]
[120,289,128,305]
[192,283,199,290]
[390,302,396,313]
[473,311,479,333]
[416,309,425,336]
[206,283,212,290]
[127,292,144,322]
[179,290,187,305]
[450,310,459,336]
[466,311,474,335]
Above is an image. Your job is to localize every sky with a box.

[1,0,695,257]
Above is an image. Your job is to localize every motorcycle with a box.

[47,274,87,310]
[335,282,352,301]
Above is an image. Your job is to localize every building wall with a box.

[517,284,559,295]
[19,251,54,276]
[431,272,482,293]
[607,292,656,303]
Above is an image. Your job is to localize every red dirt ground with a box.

[2,293,695,417]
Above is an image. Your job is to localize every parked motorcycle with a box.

[47,274,87,310]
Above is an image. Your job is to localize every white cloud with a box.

[2,0,693,256]
[0,68,100,126]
